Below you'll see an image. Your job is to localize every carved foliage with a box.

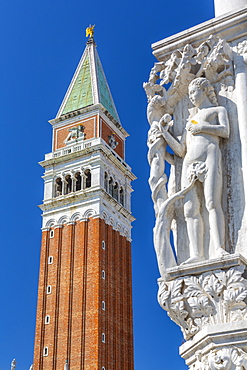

[158,278,199,340]
[238,40,247,64]
[144,35,233,113]
[189,347,247,370]
[158,266,247,340]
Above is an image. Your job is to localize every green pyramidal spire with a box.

[56,36,120,123]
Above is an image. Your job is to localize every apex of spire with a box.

[56,26,120,123]
[86,24,95,40]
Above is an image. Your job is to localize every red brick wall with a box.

[100,119,124,159]
[99,221,134,370]
[33,229,49,370]
[33,218,133,370]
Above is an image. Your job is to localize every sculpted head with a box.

[188,77,218,107]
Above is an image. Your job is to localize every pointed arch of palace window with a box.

[75,172,82,191]
[120,186,124,206]
[84,169,91,188]
[54,177,62,197]
[64,175,72,195]
[113,182,119,201]
[109,177,114,197]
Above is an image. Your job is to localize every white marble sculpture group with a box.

[145,27,247,369]
[144,34,247,274]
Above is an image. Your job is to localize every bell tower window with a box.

[104,172,108,191]
[109,177,113,197]
[64,175,72,195]
[55,177,62,197]
[113,182,119,201]
[75,172,82,191]
[120,187,124,206]
[84,169,91,188]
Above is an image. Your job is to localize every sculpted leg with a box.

[148,141,168,216]
[204,167,227,257]
[183,187,204,264]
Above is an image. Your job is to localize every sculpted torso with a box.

[182,107,226,186]
[186,108,222,160]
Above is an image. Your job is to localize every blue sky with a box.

[0,0,214,369]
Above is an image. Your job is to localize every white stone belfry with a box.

[144,1,247,369]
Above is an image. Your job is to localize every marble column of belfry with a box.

[145,0,247,369]
[32,28,136,370]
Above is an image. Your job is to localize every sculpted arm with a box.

[162,129,186,158]
[166,152,175,165]
[188,107,230,138]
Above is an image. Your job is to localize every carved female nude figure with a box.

[163,78,230,264]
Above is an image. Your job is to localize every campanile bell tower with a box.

[33,26,135,370]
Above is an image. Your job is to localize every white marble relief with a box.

[144,35,233,114]
[145,5,247,368]
[238,40,247,64]
[143,35,247,277]
[163,77,229,264]
[108,133,119,149]
[158,265,247,340]
[189,347,247,370]
[64,125,85,144]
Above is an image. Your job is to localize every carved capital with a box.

[189,346,247,370]
[158,266,247,340]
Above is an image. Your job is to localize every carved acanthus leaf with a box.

[184,276,203,297]
[188,295,213,318]
[158,266,247,341]
[203,274,224,298]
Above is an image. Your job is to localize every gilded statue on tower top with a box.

[86,24,95,38]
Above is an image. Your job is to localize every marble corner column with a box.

[145,2,247,369]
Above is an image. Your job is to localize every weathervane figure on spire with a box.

[86,24,95,38]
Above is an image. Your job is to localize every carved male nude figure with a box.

[162,78,230,263]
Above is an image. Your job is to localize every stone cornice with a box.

[39,141,136,181]
[49,103,129,137]
[152,6,247,60]
[166,253,247,280]
[39,187,135,223]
